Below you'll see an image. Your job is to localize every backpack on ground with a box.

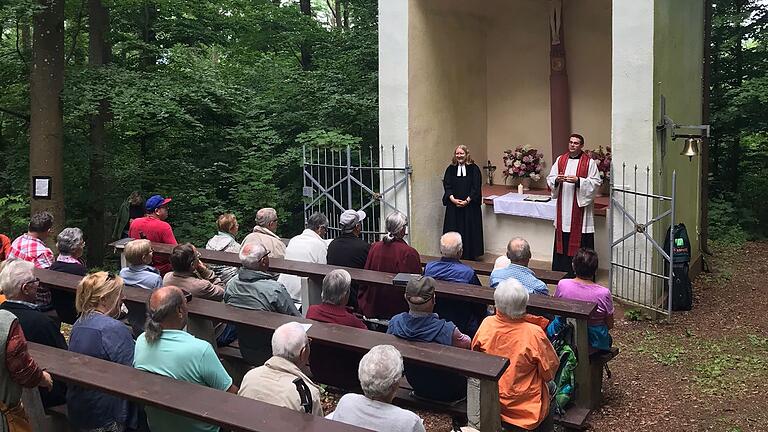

[546,317,578,415]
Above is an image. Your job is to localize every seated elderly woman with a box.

[306,269,365,329]
[205,213,242,285]
[472,279,560,432]
[553,248,614,352]
[359,211,421,320]
[67,272,137,432]
[50,227,87,323]
[330,345,426,432]
[119,239,163,290]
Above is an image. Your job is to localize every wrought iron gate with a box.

[302,145,411,244]
[609,163,676,317]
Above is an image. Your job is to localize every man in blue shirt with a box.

[424,232,486,336]
[134,286,237,432]
[490,237,550,296]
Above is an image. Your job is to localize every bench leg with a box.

[301,277,323,317]
[468,378,501,432]
[187,316,216,348]
[571,317,595,410]
[21,387,70,432]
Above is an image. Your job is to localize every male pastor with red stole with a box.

[546,133,602,276]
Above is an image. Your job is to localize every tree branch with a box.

[65,0,87,64]
[15,18,29,68]
[0,107,31,123]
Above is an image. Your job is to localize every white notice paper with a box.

[34,178,50,198]
[300,323,312,332]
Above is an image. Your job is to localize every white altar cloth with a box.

[492,193,558,221]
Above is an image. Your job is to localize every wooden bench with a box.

[37,268,510,432]
[25,342,371,432]
[104,243,603,428]
[276,237,565,282]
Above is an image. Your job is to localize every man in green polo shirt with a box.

[134,286,237,432]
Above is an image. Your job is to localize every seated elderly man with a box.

[0,260,67,407]
[134,286,237,432]
[50,227,87,324]
[238,321,323,416]
[424,232,487,336]
[387,276,469,402]
[242,207,287,258]
[278,212,329,305]
[472,279,559,432]
[327,209,370,309]
[306,269,365,329]
[330,345,425,432]
[205,213,242,285]
[225,243,300,364]
[163,243,225,301]
[490,237,549,296]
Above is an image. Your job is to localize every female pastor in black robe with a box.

[442,145,484,260]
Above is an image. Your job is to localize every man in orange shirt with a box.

[472,278,560,431]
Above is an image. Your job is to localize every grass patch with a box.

[692,336,768,396]
[632,331,687,366]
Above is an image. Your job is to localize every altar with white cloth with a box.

[491,193,557,221]
[481,185,610,270]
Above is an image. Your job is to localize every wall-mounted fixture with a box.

[656,95,710,161]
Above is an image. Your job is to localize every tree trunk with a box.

[140,2,157,68]
[29,0,65,239]
[700,0,713,254]
[342,0,350,29]
[729,0,745,193]
[86,0,111,266]
[299,0,312,70]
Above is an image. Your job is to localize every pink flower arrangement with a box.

[587,146,612,179]
[502,146,545,182]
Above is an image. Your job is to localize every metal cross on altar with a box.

[483,160,497,186]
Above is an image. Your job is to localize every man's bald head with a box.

[145,285,187,343]
[440,232,463,259]
[506,237,532,266]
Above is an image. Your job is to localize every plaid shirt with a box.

[8,234,54,308]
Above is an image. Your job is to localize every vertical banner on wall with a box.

[549,0,571,159]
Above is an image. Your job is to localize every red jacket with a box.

[357,238,421,319]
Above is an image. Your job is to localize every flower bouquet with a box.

[502,146,545,189]
[588,146,611,195]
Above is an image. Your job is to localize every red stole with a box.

[555,152,590,256]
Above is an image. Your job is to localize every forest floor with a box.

[323,241,768,432]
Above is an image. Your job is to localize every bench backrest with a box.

[108,240,594,320]
[36,268,510,381]
[28,342,370,432]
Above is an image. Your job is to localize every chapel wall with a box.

[653,0,705,269]
[407,0,488,255]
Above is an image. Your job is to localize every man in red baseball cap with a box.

[128,194,177,275]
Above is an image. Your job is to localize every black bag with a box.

[664,224,693,311]
[664,223,692,264]
[671,262,693,311]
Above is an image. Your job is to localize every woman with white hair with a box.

[358,212,421,319]
[471,279,560,431]
[50,227,87,323]
[330,345,425,432]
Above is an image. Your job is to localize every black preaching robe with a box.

[442,163,484,260]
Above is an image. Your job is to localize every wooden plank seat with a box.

[275,237,564,282]
[418,254,566,283]
[27,342,371,432]
[37,268,510,432]
[107,240,591,320]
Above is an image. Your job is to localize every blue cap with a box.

[145,195,172,211]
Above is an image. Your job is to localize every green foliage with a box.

[0,0,378,249]
[709,1,768,240]
[708,197,748,245]
[624,309,644,321]
[0,194,29,236]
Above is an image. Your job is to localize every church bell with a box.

[680,138,700,161]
